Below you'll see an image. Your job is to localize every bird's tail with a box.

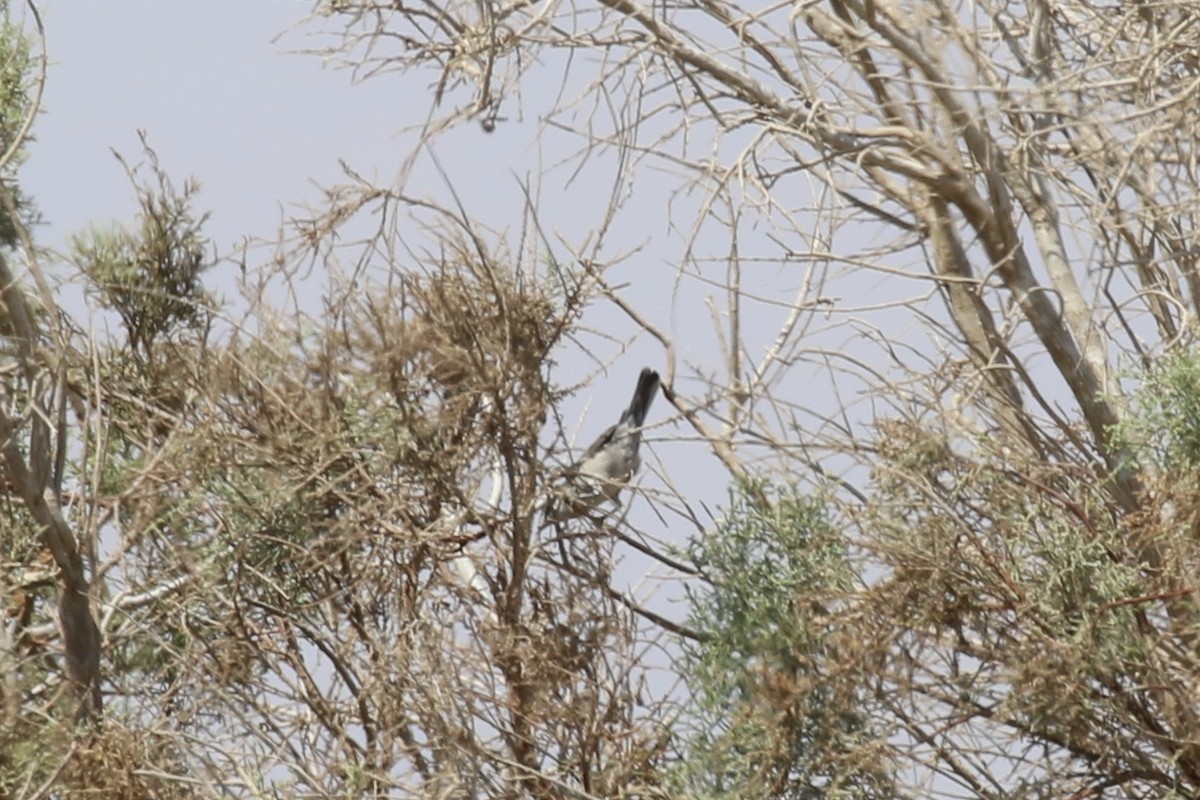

[625,368,660,427]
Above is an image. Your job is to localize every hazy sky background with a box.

[27,5,380,249]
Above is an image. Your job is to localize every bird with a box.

[545,367,661,522]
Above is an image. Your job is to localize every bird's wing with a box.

[576,423,618,464]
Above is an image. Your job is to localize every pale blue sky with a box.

[28,4,413,250]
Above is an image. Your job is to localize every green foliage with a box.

[1115,347,1200,470]
[871,416,1150,660]
[861,415,1189,795]
[72,143,211,357]
[677,481,890,800]
[0,1,39,248]
[2,719,197,800]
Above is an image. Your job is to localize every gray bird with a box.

[545,367,661,522]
